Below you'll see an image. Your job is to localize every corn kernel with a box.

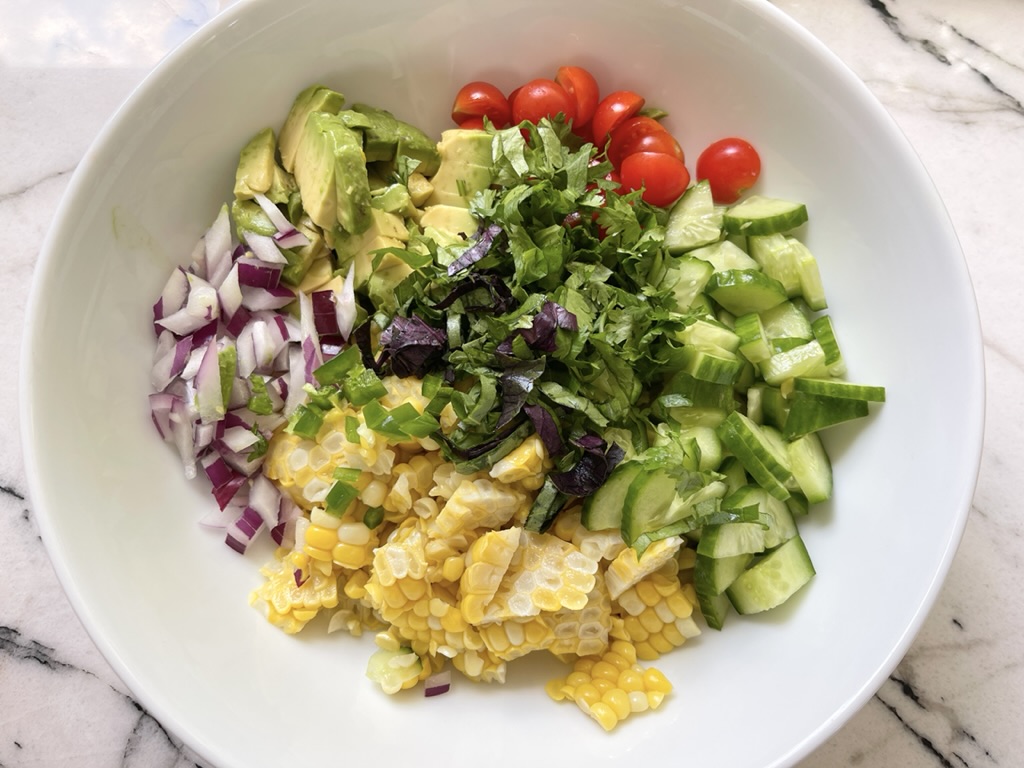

[636,642,658,661]
[649,633,674,655]
[590,661,620,683]
[591,677,613,695]
[602,688,631,720]
[573,683,601,708]
[617,669,644,692]
[337,522,371,546]
[310,507,343,529]
[629,690,650,713]
[602,651,630,671]
[362,479,388,507]
[441,555,465,583]
[575,657,597,675]
[545,678,568,701]
[304,524,338,551]
[566,671,591,688]
[647,691,666,710]
[304,545,333,562]
[643,668,672,693]
[610,640,637,664]
[588,702,618,732]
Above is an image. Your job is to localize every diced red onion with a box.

[311,289,341,338]
[218,264,252,338]
[157,272,221,336]
[243,231,288,265]
[337,264,357,342]
[274,229,310,249]
[248,473,282,528]
[155,267,189,323]
[212,473,248,509]
[194,419,218,454]
[169,396,197,480]
[241,284,294,311]
[205,205,235,288]
[198,501,240,529]
[225,505,265,554]
[151,334,192,391]
[149,392,179,440]
[202,450,240,490]
[298,292,323,385]
[195,341,224,424]
[253,192,294,234]
[221,424,260,453]
[236,256,282,289]
[424,671,451,697]
[284,345,306,416]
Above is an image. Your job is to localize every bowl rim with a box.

[19,0,986,766]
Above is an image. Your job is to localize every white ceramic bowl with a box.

[21,0,984,766]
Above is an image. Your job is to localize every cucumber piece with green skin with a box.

[783,392,871,439]
[679,426,724,472]
[786,431,833,504]
[792,377,886,402]
[811,315,847,376]
[664,254,715,311]
[786,492,810,517]
[665,180,724,253]
[717,456,749,495]
[723,195,809,236]
[698,588,732,631]
[696,552,753,597]
[705,269,789,315]
[716,411,793,500]
[759,300,813,342]
[749,234,802,297]
[619,467,679,546]
[697,522,767,558]
[760,339,829,385]
[677,345,743,385]
[787,237,828,310]
[727,535,815,614]
[676,318,742,352]
[581,461,643,531]
[688,239,760,273]
[746,383,789,431]
[734,312,772,364]
[722,483,799,549]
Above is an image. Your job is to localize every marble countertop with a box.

[2,0,1021,766]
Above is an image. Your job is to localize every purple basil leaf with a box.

[380,315,447,378]
[447,223,502,276]
[497,358,546,429]
[524,403,563,456]
[550,436,624,497]
[434,270,516,315]
[521,300,577,353]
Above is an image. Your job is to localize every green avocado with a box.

[233,127,277,199]
[280,220,329,287]
[334,208,410,287]
[293,111,372,236]
[425,129,494,208]
[371,183,414,216]
[349,103,441,175]
[230,199,276,239]
[279,85,346,173]
[419,205,479,239]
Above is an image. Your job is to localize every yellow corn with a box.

[605,536,684,599]
[434,478,528,538]
[249,548,340,634]
[614,570,700,660]
[546,638,673,731]
[489,433,550,488]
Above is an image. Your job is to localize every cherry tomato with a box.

[590,90,645,148]
[695,137,761,204]
[554,65,600,127]
[458,116,486,130]
[451,81,512,128]
[619,151,690,208]
[511,78,577,125]
[607,116,684,169]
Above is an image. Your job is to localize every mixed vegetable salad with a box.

[148,65,884,731]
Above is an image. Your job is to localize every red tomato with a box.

[619,152,690,208]
[451,81,512,128]
[607,116,684,169]
[511,78,578,125]
[591,90,645,148]
[554,65,600,127]
[695,137,761,203]
[458,116,486,130]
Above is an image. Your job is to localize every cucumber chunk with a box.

[705,269,788,315]
[749,234,801,296]
[581,461,643,531]
[620,468,679,545]
[665,180,724,253]
[787,237,828,310]
[786,432,833,504]
[727,535,816,614]
[723,195,808,236]
[689,239,760,273]
[696,552,753,597]
[792,377,886,402]
[697,522,767,558]
[811,315,847,376]
[698,589,732,631]
[716,411,793,500]
[760,339,829,385]
[782,392,871,439]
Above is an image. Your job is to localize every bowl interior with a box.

[22,0,983,766]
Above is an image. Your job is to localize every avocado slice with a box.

[367,251,415,314]
[419,205,479,240]
[279,84,346,173]
[349,103,441,175]
[333,208,410,287]
[233,127,277,199]
[293,111,372,236]
[230,198,277,239]
[425,129,494,208]
[371,183,414,216]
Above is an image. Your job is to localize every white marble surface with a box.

[2,0,1021,765]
